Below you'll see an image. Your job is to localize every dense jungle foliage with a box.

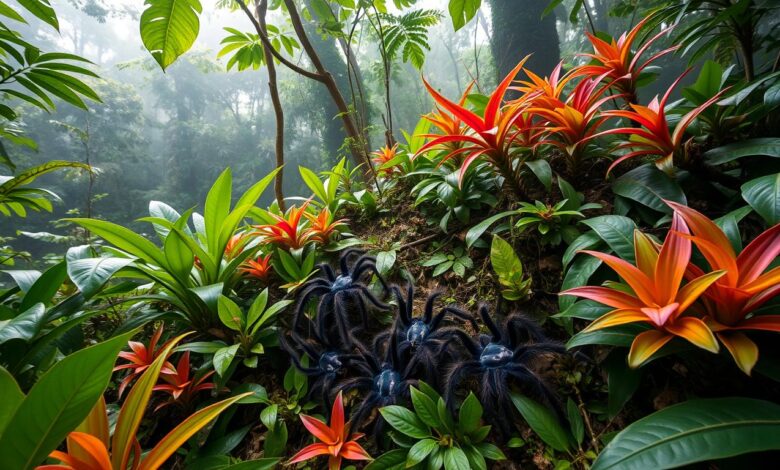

[2,0,780,469]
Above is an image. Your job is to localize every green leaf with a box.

[592,398,780,470]
[0,367,23,436]
[465,210,516,248]
[380,405,430,439]
[213,344,240,377]
[490,235,522,280]
[299,166,327,203]
[741,173,780,226]
[581,216,637,262]
[567,398,584,446]
[0,303,45,344]
[67,218,166,268]
[458,392,483,434]
[443,446,470,470]
[376,250,396,276]
[365,449,407,470]
[559,255,602,311]
[605,350,642,418]
[217,295,244,331]
[246,288,269,329]
[407,438,437,467]
[0,331,135,470]
[16,0,59,30]
[526,159,552,192]
[704,138,780,165]
[448,0,481,31]
[140,0,202,70]
[410,386,442,429]
[204,168,231,255]
[612,164,686,214]
[20,261,66,311]
[567,324,647,349]
[66,257,133,299]
[510,393,573,453]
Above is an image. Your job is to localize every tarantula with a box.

[446,305,565,436]
[293,249,390,345]
[279,316,365,408]
[374,284,476,382]
[335,332,420,434]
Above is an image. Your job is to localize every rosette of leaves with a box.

[410,161,498,233]
[369,382,505,470]
[420,245,473,277]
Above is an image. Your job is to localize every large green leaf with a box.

[592,398,780,469]
[66,256,133,299]
[0,367,23,435]
[20,261,66,311]
[15,0,59,30]
[448,0,481,31]
[612,164,686,214]
[140,0,202,70]
[465,210,516,248]
[510,393,573,453]
[704,138,780,165]
[204,168,232,255]
[581,215,637,262]
[741,173,780,226]
[0,303,45,344]
[380,405,431,439]
[490,235,522,279]
[67,218,167,268]
[0,330,135,470]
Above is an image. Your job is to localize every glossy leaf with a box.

[511,393,573,453]
[593,398,780,469]
[741,173,780,226]
[704,138,780,165]
[66,257,133,299]
[0,331,135,470]
[140,0,202,70]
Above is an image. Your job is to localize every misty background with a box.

[5,0,691,256]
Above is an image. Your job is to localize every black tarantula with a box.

[292,249,390,344]
[335,332,420,435]
[446,305,565,436]
[374,284,476,382]
[279,315,365,408]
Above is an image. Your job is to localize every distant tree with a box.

[488,0,560,85]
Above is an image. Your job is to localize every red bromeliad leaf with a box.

[288,392,371,468]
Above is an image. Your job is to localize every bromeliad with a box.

[667,201,780,374]
[371,143,401,176]
[530,74,616,172]
[423,81,475,157]
[573,16,678,104]
[288,391,372,470]
[253,201,313,250]
[595,71,729,174]
[113,326,176,398]
[561,213,725,368]
[416,56,533,198]
[239,253,274,281]
[152,351,216,411]
[305,208,347,245]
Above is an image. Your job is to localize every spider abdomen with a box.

[373,368,401,397]
[406,320,430,346]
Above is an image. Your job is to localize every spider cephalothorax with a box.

[292,249,390,345]
[280,314,365,408]
[375,284,476,381]
[446,305,565,436]
[335,332,419,434]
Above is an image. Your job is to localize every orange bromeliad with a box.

[530,74,616,171]
[305,208,346,245]
[595,72,728,174]
[254,201,313,250]
[562,213,725,368]
[239,253,274,281]
[416,56,533,197]
[288,391,372,470]
[371,143,400,176]
[573,16,678,104]
[667,201,780,374]
[423,81,475,155]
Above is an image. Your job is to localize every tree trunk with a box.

[488,0,560,86]
[256,0,285,210]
